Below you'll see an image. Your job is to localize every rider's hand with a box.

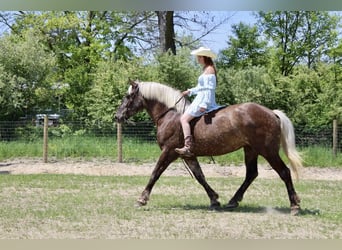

[182,90,190,96]
[200,107,207,113]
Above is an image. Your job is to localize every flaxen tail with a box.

[273,110,303,179]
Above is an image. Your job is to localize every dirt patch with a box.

[1,158,341,181]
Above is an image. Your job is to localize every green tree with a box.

[218,22,268,69]
[218,66,290,109]
[86,57,159,126]
[257,11,339,76]
[1,11,158,120]
[0,29,56,120]
[156,48,198,91]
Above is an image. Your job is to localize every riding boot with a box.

[175,135,194,157]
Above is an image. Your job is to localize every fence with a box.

[0,118,340,161]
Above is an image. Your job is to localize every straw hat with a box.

[191,47,217,59]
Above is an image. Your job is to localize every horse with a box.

[115,80,303,215]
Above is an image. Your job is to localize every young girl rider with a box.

[175,47,219,157]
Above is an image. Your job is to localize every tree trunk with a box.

[156,11,176,55]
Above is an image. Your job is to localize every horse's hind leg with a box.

[265,153,300,215]
[226,147,258,209]
[184,158,220,209]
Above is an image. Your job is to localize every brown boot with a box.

[175,135,194,157]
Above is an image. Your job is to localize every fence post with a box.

[333,119,338,157]
[117,123,123,163]
[43,115,48,163]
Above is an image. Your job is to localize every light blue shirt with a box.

[185,74,220,117]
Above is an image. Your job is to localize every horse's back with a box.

[198,102,276,128]
[192,102,280,155]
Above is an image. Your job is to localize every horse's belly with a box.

[193,134,245,156]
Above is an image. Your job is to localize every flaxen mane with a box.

[133,81,189,113]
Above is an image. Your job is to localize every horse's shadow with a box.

[0,163,12,175]
[0,163,12,167]
[157,204,320,216]
[181,204,276,214]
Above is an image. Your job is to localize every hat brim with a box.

[191,47,217,59]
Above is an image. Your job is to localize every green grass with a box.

[300,146,342,167]
[0,136,341,167]
[0,174,341,239]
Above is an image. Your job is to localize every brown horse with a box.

[115,80,302,215]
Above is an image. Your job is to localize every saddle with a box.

[191,105,227,125]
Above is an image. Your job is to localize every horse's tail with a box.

[273,110,303,179]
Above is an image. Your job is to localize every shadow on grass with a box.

[0,163,12,167]
[149,204,321,216]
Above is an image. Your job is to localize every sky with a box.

[197,11,257,53]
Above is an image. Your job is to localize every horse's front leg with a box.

[137,149,178,206]
[184,158,220,209]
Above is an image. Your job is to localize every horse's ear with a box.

[128,79,137,86]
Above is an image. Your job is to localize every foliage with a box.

[218,22,268,69]
[85,57,157,125]
[216,63,341,127]
[217,66,288,110]
[285,64,341,126]
[0,30,56,120]
[0,10,341,131]
[257,11,339,76]
[155,48,198,91]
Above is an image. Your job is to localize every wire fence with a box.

[0,119,341,155]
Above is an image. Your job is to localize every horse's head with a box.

[115,80,145,123]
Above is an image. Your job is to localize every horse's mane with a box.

[135,81,189,113]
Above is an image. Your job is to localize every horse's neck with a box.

[144,99,171,123]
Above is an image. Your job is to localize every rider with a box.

[175,47,219,157]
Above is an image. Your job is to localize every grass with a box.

[300,146,342,167]
[0,136,341,167]
[0,174,341,239]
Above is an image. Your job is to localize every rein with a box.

[155,107,176,124]
[155,95,186,124]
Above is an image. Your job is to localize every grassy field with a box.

[1,135,341,239]
[1,136,342,167]
[0,173,341,239]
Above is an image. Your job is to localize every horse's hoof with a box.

[209,202,221,211]
[225,201,239,210]
[136,198,147,207]
[290,205,300,216]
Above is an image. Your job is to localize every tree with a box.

[257,11,339,76]
[0,11,158,119]
[0,11,234,122]
[301,11,339,69]
[155,47,198,90]
[218,22,268,69]
[0,29,56,120]
[156,11,176,54]
[325,40,342,122]
[155,11,232,55]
